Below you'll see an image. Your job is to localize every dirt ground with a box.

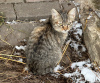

[0,11,89,83]
[0,20,90,83]
[0,41,89,83]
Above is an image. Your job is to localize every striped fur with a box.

[26,8,76,75]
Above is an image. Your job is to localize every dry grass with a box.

[57,41,71,65]
[0,35,12,46]
[0,12,6,26]
[0,57,26,64]
[84,19,88,31]
[0,54,26,58]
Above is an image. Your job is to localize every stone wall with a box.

[75,0,100,66]
[84,14,100,66]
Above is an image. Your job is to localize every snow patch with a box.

[72,1,80,6]
[81,45,86,52]
[15,45,26,51]
[87,15,92,19]
[63,60,100,82]
[71,61,87,69]
[79,14,81,18]
[72,21,82,29]
[39,19,46,22]
[71,59,90,69]
[54,65,63,72]
[14,52,21,55]
[70,41,86,53]
[64,70,81,77]
[70,41,79,51]
[75,35,80,40]
[18,58,23,62]
[81,68,100,82]
[51,73,60,78]
[6,20,18,24]
[74,29,82,36]
[77,7,80,13]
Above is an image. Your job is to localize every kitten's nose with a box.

[63,26,68,31]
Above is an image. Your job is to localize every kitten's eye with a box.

[59,23,63,26]
[67,22,72,25]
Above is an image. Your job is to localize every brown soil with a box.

[0,44,89,83]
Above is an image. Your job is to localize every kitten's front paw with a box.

[22,66,29,74]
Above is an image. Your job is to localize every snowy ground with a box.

[12,20,100,83]
[54,59,100,83]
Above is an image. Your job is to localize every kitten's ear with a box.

[51,9,61,20]
[68,8,76,22]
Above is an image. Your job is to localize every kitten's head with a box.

[51,8,76,33]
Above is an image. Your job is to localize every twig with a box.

[84,19,88,31]
[0,35,11,46]
[67,55,72,63]
[0,50,6,53]
[55,71,62,74]
[57,42,70,65]
[11,48,15,55]
[0,54,26,58]
[93,61,100,73]
[56,65,71,73]
[4,25,14,40]
[0,16,6,18]
[2,72,25,82]
[0,57,26,64]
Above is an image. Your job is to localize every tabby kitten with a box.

[25,8,76,75]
